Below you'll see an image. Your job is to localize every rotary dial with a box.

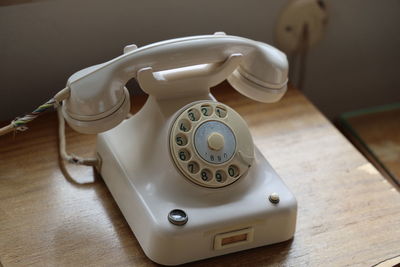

[169,101,254,188]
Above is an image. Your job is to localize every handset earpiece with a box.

[227,43,288,103]
[62,34,288,134]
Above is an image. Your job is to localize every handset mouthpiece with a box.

[228,67,287,103]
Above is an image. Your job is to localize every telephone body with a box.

[62,33,297,265]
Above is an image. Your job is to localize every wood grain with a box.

[1,84,399,266]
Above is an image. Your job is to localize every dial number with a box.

[200,169,212,181]
[200,105,212,116]
[215,106,227,118]
[175,134,187,146]
[187,161,199,174]
[187,109,200,121]
[179,119,191,132]
[228,165,239,178]
[215,170,227,183]
[178,149,190,161]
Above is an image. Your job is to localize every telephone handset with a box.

[62,33,297,265]
[62,33,288,134]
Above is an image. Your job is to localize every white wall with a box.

[0,0,399,121]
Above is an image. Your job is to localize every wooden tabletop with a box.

[1,84,399,266]
[339,106,400,186]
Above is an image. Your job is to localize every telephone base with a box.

[96,96,297,265]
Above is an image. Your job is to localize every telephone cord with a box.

[56,105,99,166]
[0,87,100,169]
[0,87,70,136]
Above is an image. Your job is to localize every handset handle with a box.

[136,53,244,99]
[63,33,288,133]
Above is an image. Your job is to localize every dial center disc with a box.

[207,132,225,150]
[194,121,236,164]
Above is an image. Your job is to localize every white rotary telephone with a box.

[61,33,297,265]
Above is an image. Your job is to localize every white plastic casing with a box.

[96,95,297,265]
[64,34,296,265]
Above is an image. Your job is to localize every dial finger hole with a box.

[215,106,227,118]
[187,161,199,174]
[215,170,227,183]
[178,119,191,132]
[187,108,200,122]
[228,165,240,178]
[200,169,212,182]
[178,149,190,161]
[200,104,213,117]
[175,134,188,146]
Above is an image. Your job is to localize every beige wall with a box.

[303,0,400,118]
[0,0,399,121]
